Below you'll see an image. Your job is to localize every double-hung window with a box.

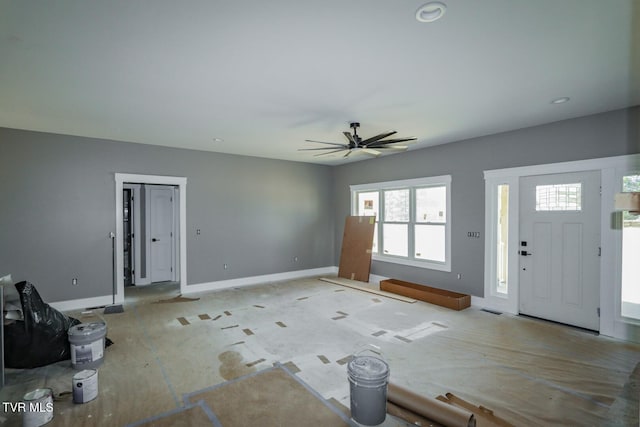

[351,175,451,271]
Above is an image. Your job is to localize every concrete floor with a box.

[1,276,639,426]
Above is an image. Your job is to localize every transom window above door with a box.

[535,183,582,211]
[351,175,451,272]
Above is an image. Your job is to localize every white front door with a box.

[519,171,601,330]
[150,186,174,283]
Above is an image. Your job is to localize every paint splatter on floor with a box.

[218,351,255,380]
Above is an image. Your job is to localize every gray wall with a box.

[2,107,638,303]
[0,128,335,302]
[333,107,640,297]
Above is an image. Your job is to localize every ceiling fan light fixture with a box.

[416,2,447,23]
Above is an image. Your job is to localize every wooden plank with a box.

[338,216,375,282]
[319,277,416,303]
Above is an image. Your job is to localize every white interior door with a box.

[519,171,601,330]
[150,186,174,283]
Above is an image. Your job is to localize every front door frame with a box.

[115,173,187,304]
[483,154,640,341]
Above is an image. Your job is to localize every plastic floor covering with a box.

[1,276,638,426]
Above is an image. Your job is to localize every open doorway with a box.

[122,184,179,289]
[115,174,187,305]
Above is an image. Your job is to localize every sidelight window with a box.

[621,174,640,320]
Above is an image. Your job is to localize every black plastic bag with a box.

[3,281,81,368]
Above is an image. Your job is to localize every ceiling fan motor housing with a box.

[349,122,361,147]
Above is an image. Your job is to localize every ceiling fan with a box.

[299,122,417,158]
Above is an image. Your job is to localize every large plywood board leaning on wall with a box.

[338,216,375,282]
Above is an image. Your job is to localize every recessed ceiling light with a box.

[212,137,224,143]
[416,2,447,23]
[551,97,570,104]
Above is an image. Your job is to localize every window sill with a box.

[372,254,451,272]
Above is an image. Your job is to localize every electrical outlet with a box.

[72,278,78,285]
[196,229,201,235]
[294,256,298,262]
[223,263,228,270]
[457,273,462,280]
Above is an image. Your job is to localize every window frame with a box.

[350,175,452,272]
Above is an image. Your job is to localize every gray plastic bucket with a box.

[347,354,390,426]
[68,322,107,370]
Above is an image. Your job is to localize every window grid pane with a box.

[383,223,408,257]
[384,189,410,222]
[535,183,582,211]
[416,186,446,223]
[357,191,379,218]
[415,224,445,262]
[357,191,379,254]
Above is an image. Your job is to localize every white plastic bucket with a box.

[347,354,390,426]
[68,322,107,370]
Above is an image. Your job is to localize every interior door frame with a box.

[483,153,640,341]
[115,173,187,304]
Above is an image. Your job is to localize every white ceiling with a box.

[1,1,638,165]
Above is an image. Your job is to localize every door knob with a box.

[152,238,159,242]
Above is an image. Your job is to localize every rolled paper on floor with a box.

[387,382,476,427]
[387,400,445,426]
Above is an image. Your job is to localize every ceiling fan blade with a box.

[376,145,408,151]
[298,147,348,151]
[305,139,348,147]
[368,137,417,146]
[343,150,353,158]
[314,148,347,157]
[360,148,381,157]
[343,131,357,145]
[361,131,397,146]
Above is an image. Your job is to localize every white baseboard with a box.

[46,267,339,312]
[470,295,486,308]
[182,266,339,295]
[49,295,114,313]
